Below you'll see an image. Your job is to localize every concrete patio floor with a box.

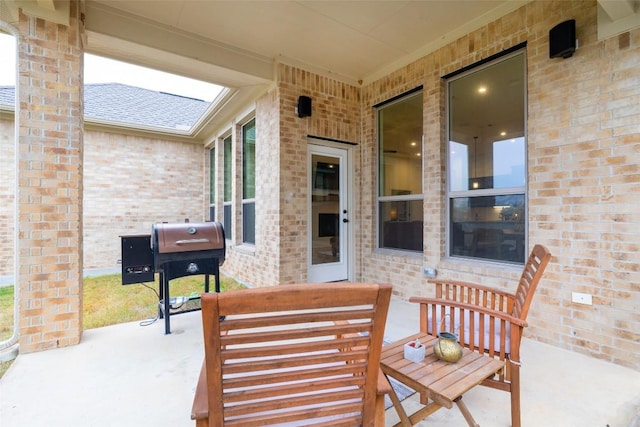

[1,295,638,427]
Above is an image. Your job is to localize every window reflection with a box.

[223,135,232,240]
[447,50,526,263]
[450,195,525,263]
[377,91,423,252]
[311,155,341,265]
[379,200,423,251]
[242,118,256,244]
[493,137,525,188]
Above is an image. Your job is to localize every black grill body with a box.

[121,235,154,285]
[120,222,226,334]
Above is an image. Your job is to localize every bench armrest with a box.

[410,297,527,358]
[191,361,208,422]
[410,297,526,327]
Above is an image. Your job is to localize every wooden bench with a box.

[191,283,392,426]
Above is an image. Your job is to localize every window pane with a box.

[223,135,232,202]
[448,54,525,192]
[493,137,525,188]
[379,200,423,251]
[378,92,423,197]
[449,141,469,192]
[209,206,215,222]
[209,148,215,202]
[242,202,255,244]
[242,118,256,199]
[223,204,232,240]
[450,194,525,263]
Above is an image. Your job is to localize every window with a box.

[208,148,215,221]
[447,50,526,263]
[223,135,232,240]
[377,90,423,252]
[242,118,256,244]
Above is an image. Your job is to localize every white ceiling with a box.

[81,0,533,137]
[84,0,530,86]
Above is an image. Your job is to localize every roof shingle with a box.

[0,83,210,131]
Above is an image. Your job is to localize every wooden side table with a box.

[381,332,505,427]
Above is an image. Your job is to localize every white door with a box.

[308,144,350,282]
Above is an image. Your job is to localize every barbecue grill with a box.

[120,221,225,334]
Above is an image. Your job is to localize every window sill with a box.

[374,248,423,263]
[233,244,255,256]
[440,256,523,277]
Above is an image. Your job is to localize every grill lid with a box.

[153,222,225,254]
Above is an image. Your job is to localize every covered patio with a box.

[1,2,639,425]
[1,295,638,427]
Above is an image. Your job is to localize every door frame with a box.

[307,141,354,283]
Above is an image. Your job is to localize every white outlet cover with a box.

[571,292,592,305]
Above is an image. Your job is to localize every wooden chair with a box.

[409,244,551,427]
[191,282,392,426]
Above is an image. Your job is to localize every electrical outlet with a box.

[571,292,592,305]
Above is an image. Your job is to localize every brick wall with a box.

[16,3,84,352]
[358,0,639,369]
[216,90,283,287]
[277,65,361,285]
[83,129,207,269]
[218,67,361,288]
[1,123,207,275]
[218,1,639,368]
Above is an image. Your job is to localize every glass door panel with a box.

[308,145,349,282]
[311,154,341,265]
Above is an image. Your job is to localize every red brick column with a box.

[17,2,84,352]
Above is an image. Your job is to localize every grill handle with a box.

[175,238,211,245]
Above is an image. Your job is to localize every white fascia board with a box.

[597,0,640,39]
[83,1,274,85]
[598,0,635,21]
[14,0,69,26]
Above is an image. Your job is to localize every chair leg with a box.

[510,360,521,427]
[374,392,386,426]
[375,368,393,426]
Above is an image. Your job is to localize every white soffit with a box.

[86,0,532,85]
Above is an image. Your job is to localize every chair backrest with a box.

[200,283,392,426]
[511,244,552,320]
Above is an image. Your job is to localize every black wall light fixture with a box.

[549,19,576,59]
[297,96,312,118]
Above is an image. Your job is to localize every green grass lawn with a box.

[0,273,245,379]
[83,273,245,329]
[0,286,14,343]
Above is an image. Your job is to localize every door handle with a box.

[342,218,349,223]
